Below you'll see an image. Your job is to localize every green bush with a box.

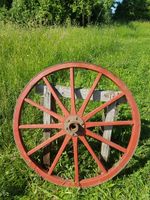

[0,0,114,26]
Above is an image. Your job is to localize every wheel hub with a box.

[64,115,84,136]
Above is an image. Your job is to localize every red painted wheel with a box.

[13,62,140,188]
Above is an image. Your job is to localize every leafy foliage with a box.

[1,0,150,25]
[114,0,150,21]
[0,0,114,26]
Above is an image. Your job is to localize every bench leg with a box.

[101,102,117,162]
[43,86,56,166]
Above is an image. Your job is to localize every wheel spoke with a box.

[86,129,127,153]
[43,77,69,116]
[70,67,76,114]
[78,73,102,116]
[48,134,71,175]
[79,136,107,173]
[83,92,124,121]
[19,123,63,129]
[24,98,63,122]
[72,137,79,185]
[86,120,133,128]
[27,130,66,156]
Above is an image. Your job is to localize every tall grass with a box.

[0,21,150,199]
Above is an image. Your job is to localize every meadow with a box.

[0,21,150,199]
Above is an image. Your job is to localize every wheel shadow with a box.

[0,177,27,199]
[113,118,150,179]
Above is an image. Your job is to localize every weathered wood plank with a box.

[43,86,52,166]
[36,84,126,163]
[36,84,126,102]
[101,102,117,162]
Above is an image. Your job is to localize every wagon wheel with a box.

[13,62,140,188]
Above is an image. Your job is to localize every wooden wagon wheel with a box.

[13,62,140,188]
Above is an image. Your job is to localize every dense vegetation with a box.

[0,21,150,199]
[0,0,113,26]
[0,0,150,26]
[114,0,150,21]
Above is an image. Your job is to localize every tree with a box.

[114,0,150,21]
[70,0,114,26]
[0,0,114,25]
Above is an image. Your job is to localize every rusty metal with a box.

[64,115,84,136]
[13,62,141,188]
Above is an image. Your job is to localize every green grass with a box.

[0,21,150,199]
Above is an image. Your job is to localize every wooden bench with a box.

[36,85,125,165]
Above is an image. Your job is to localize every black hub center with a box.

[69,123,78,132]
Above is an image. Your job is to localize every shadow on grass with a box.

[114,118,150,179]
[1,181,27,199]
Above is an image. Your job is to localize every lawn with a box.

[0,21,150,199]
